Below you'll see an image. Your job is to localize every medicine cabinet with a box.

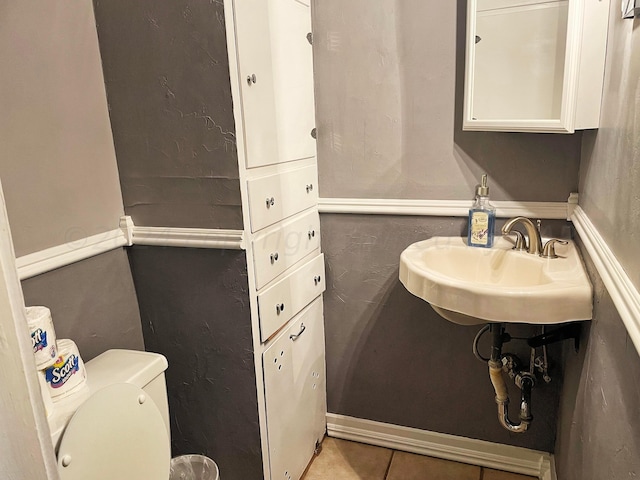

[463,0,610,133]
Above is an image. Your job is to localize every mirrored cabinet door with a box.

[463,0,609,133]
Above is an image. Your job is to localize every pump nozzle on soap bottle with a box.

[468,174,496,248]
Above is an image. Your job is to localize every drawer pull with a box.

[276,303,285,314]
[306,184,314,193]
[308,229,315,239]
[266,197,275,208]
[289,323,306,341]
[314,275,322,285]
[270,252,279,264]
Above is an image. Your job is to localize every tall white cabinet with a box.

[224,1,327,479]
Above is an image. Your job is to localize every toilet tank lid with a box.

[86,349,168,391]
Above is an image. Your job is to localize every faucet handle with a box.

[541,239,568,259]
[505,230,527,251]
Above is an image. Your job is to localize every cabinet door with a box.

[263,299,326,480]
[234,0,316,168]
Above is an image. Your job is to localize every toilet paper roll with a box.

[42,339,87,400]
[26,306,58,369]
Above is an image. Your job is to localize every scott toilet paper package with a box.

[42,339,87,400]
[26,306,58,368]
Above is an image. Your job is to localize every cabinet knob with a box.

[307,32,313,45]
[266,197,275,208]
[246,74,257,85]
[276,303,285,314]
[314,275,322,285]
[270,252,279,264]
[310,127,317,139]
[308,229,315,239]
[306,184,314,193]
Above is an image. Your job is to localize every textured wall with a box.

[555,237,640,479]
[0,0,124,257]
[129,246,262,480]
[312,0,582,201]
[321,214,570,452]
[578,6,640,291]
[21,249,144,362]
[555,4,640,478]
[1,0,143,363]
[313,0,579,453]
[93,0,242,229]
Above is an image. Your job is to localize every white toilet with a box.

[48,349,172,480]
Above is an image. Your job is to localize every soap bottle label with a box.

[470,212,489,245]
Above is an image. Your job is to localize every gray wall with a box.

[555,238,640,480]
[0,0,144,359]
[93,0,242,230]
[21,249,144,361]
[92,2,262,476]
[555,4,640,479]
[313,0,580,452]
[129,246,262,480]
[321,215,566,452]
[313,0,582,202]
[0,0,125,257]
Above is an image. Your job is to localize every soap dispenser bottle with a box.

[468,174,496,248]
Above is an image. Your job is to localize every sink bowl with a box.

[399,236,592,325]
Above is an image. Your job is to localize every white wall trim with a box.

[131,225,245,250]
[16,229,128,280]
[326,413,556,480]
[318,197,572,220]
[15,216,246,280]
[571,206,640,355]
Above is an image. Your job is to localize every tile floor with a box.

[301,437,538,480]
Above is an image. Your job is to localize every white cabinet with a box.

[247,165,319,232]
[252,210,321,290]
[257,254,325,342]
[226,0,326,478]
[263,299,326,480]
[234,0,316,168]
[463,0,610,133]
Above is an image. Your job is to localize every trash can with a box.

[170,454,220,480]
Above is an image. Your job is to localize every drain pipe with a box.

[487,324,532,433]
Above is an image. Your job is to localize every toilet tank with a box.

[48,349,170,450]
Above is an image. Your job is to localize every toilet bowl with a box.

[47,349,172,480]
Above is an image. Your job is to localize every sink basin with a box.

[399,236,592,325]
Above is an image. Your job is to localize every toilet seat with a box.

[57,383,170,480]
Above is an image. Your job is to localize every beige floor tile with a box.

[483,468,538,480]
[386,451,481,480]
[301,437,393,480]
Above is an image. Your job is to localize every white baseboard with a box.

[325,413,556,480]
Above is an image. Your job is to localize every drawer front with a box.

[258,254,325,342]
[262,298,326,480]
[252,210,320,290]
[247,164,318,233]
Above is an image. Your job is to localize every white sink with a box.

[399,236,592,325]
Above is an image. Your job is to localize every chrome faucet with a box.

[501,217,543,255]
